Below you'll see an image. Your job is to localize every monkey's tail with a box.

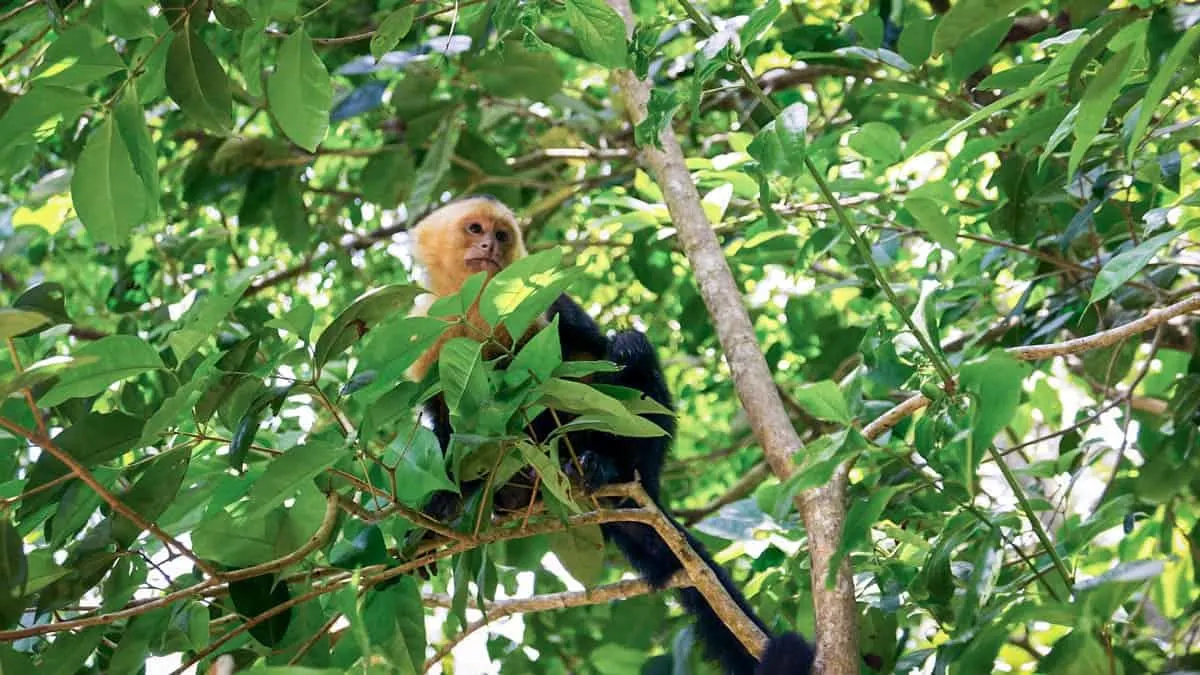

[602,519,815,675]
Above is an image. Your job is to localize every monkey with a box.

[404,195,816,675]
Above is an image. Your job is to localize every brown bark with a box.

[603,1,860,672]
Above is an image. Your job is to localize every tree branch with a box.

[603,1,857,670]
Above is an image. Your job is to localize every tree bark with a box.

[603,2,860,672]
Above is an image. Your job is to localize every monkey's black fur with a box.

[419,293,815,675]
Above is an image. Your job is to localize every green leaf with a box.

[243,441,348,519]
[959,351,1029,466]
[540,378,669,438]
[0,86,94,177]
[505,317,564,389]
[740,0,781,47]
[932,0,1030,55]
[480,249,579,338]
[70,117,148,245]
[904,197,959,250]
[549,524,605,585]
[850,13,885,50]
[848,122,903,165]
[1039,628,1108,675]
[40,626,106,675]
[314,284,424,369]
[634,88,680,150]
[0,356,87,403]
[0,308,50,341]
[213,0,253,29]
[39,335,164,407]
[166,28,233,133]
[1090,229,1184,302]
[138,352,222,445]
[565,0,628,68]
[0,518,26,598]
[473,43,564,101]
[268,28,332,152]
[167,265,262,361]
[897,16,937,65]
[387,427,457,507]
[439,337,488,415]
[112,85,159,222]
[32,26,125,89]
[829,485,905,583]
[791,380,853,424]
[517,440,580,513]
[103,0,157,40]
[407,115,462,215]
[1129,24,1200,154]
[1068,44,1136,178]
[111,448,193,546]
[370,6,417,62]
[18,411,146,521]
[192,483,327,567]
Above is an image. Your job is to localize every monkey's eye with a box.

[495,230,509,243]
[467,222,484,234]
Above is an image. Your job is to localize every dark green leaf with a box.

[313,284,424,369]
[39,335,164,407]
[71,117,148,244]
[1090,229,1184,302]
[370,6,417,61]
[268,29,332,152]
[165,29,234,133]
[565,0,628,68]
[932,0,1030,55]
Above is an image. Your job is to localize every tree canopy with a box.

[2,0,1200,673]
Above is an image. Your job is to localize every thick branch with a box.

[604,2,857,671]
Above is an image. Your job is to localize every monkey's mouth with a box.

[466,258,501,272]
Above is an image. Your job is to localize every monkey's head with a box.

[411,196,527,296]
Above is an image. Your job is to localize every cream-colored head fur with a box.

[410,196,526,297]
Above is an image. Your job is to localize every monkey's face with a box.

[461,217,517,274]
[412,197,527,297]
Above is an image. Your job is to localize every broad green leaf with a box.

[0,518,26,597]
[565,0,628,68]
[932,0,1030,55]
[850,13,884,50]
[166,29,233,133]
[168,265,263,361]
[0,308,50,341]
[740,0,781,46]
[242,441,348,520]
[1129,24,1200,153]
[549,524,605,585]
[790,380,853,425]
[39,335,164,407]
[268,29,332,152]
[387,427,457,507]
[370,6,417,62]
[32,26,125,89]
[633,88,680,150]
[1068,44,1136,178]
[40,626,106,675]
[110,448,193,546]
[829,485,905,583]
[959,351,1029,468]
[407,115,462,215]
[360,577,426,674]
[192,483,327,567]
[0,86,94,177]
[479,249,563,328]
[849,122,903,164]
[1090,229,1183,302]
[473,44,564,101]
[904,197,959,250]
[439,337,488,415]
[112,85,159,222]
[540,378,669,438]
[18,411,146,521]
[138,351,222,445]
[314,284,424,369]
[1039,629,1108,675]
[0,357,86,403]
[70,117,148,244]
[505,317,564,389]
[897,16,936,65]
[103,0,157,39]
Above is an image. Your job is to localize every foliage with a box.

[1,0,1200,673]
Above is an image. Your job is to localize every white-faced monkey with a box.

[406,195,815,675]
